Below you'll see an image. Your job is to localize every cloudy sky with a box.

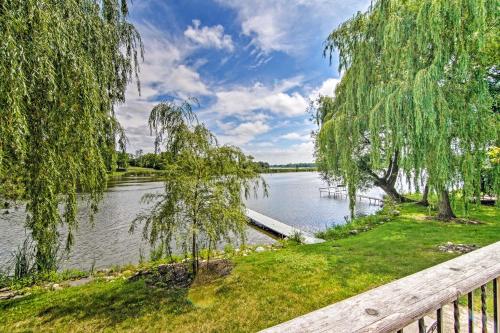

[118,0,370,164]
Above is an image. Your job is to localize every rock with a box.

[255,246,265,253]
[349,230,359,235]
[0,290,16,300]
[121,270,133,277]
[391,210,401,216]
[51,283,62,291]
[438,242,478,254]
[66,277,93,287]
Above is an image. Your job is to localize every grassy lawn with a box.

[108,166,165,178]
[1,203,498,332]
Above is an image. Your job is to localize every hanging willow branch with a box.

[0,0,143,272]
[318,0,498,218]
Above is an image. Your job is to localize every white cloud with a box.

[217,0,370,55]
[117,23,211,152]
[130,23,210,100]
[207,78,309,118]
[217,121,270,146]
[309,78,340,99]
[247,141,315,164]
[280,132,310,141]
[184,19,234,52]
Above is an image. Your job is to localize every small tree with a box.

[131,101,267,274]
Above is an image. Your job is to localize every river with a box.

[0,172,382,272]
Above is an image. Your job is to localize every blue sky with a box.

[118,0,370,164]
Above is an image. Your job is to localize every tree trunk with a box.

[207,239,211,264]
[362,151,413,203]
[191,232,198,275]
[377,181,410,202]
[418,183,429,206]
[437,190,456,220]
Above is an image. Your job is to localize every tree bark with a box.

[376,180,411,202]
[437,190,456,220]
[191,231,198,275]
[362,151,413,203]
[418,183,429,206]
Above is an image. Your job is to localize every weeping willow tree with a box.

[318,0,498,219]
[131,101,267,274]
[315,96,410,204]
[0,1,143,272]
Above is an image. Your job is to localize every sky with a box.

[118,0,371,164]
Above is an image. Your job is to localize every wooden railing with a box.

[260,241,500,333]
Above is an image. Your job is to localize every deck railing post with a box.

[455,299,461,333]
[437,308,443,333]
[481,284,488,333]
[494,278,498,333]
[469,292,475,333]
[418,318,426,333]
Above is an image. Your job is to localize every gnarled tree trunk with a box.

[418,183,429,206]
[363,151,413,203]
[437,190,456,220]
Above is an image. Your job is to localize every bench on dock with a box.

[356,195,384,206]
[319,185,347,198]
[260,241,500,333]
[246,209,324,245]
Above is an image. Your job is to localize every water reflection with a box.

[0,172,382,271]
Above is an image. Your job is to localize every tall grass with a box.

[13,238,36,280]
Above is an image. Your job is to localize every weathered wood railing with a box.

[260,241,500,333]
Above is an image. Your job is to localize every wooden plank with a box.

[260,241,500,333]
[246,209,325,245]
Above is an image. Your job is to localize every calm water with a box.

[0,172,382,271]
[246,172,382,233]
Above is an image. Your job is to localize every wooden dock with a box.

[319,187,384,206]
[246,209,325,245]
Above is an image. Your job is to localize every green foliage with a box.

[0,1,143,272]
[287,231,305,245]
[318,0,499,215]
[13,238,36,280]
[481,146,500,196]
[116,151,130,171]
[131,101,267,274]
[129,152,168,170]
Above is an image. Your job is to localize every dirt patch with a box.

[193,259,234,285]
[438,242,478,254]
[130,262,193,289]
[129,259,234,288]
[425,216,482,224]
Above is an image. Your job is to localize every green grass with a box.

[1,203,498,332]
[107,166,165,178]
